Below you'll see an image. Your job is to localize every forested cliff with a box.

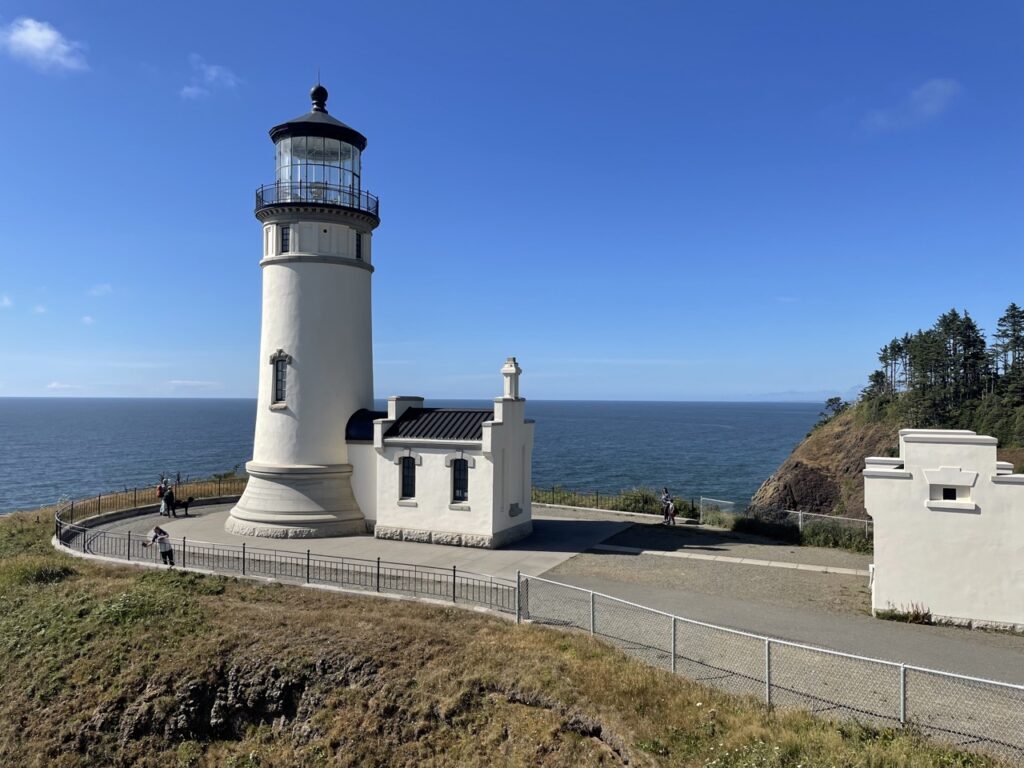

[750,304,1024,517]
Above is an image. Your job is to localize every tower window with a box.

[269,349,292,406]
[452,459,469,503]
[281,225,291,253]
[942,487,957,501]
[355,232,363,260]
[399,456,416,499]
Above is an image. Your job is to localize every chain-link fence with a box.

[51,498,1022,760]
[519,575,1024,761]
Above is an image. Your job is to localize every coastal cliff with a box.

[749,405,1024,518]
[748,406,899,518]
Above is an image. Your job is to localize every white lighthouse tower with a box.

[226,85,380,538]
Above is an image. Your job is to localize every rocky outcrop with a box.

[748,407,899,518]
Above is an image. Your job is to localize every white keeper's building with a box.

[226,85,534,547]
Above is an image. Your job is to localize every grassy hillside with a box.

[0,510,1005,767]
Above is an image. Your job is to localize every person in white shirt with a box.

[143,526,174,567]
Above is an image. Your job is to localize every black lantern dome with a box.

[256,85,379,221]
[268,84,368,151]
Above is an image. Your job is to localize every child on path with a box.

[666,497,677,526]
[143,526,175,567]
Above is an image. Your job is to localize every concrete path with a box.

[96,504,631,581]
[87,502,1024,684]
[590,543,869,576]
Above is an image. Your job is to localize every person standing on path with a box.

[666,497,677,526]
[143,526,175,567]
[660,487,671,524]
[163,486,177,518]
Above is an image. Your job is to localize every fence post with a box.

[590,591,596,636]
[798,511,804,532]
[515,571,521,624]
[764,639,772,706]
[70,499,74,522]
[218,478,222,497]
[452,566,457,603]
[97,493,102,514]
[376,557,381,592]
[242,543,246,575]
[306,549,311,583]
[133,488,137,509]
[182,538,186,569]
[670,616,677,674]
[899,664,907,725]
[127,531,131,561]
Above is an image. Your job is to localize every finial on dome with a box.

[310,84,328,113]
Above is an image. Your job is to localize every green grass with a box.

[0,508,1007,767]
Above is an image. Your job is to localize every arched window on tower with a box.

[269,349,292,406]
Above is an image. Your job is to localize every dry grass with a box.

[0,510,1007,767]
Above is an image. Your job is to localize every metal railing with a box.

[47,481,1021,759]
[519,574,1024,761]
[255,181,380,217]
[54,504,516,614]
[56,476,248,524]
[532,486,700,517]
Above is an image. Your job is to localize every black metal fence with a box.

[54,505,517,614]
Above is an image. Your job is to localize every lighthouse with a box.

[226,85,380,538]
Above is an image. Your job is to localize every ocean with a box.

[0,398,820,514]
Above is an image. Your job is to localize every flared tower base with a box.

[226,461,367,539]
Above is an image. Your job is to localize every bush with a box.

[876,603,933,624]
[801,521,873,553]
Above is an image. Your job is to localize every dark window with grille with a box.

[400,456,416,499]
[281,225,291,253]
[355,232,363,260]
[452,459,469,503]
[273,358,287,403]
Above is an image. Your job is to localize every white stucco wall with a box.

[250,258,373,467]
[347,442,377,523]
[484,397,534,537]
[374,444,495,544]
[864,429,1024,628]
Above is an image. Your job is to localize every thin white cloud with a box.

[81,315,94,325]
[169,379,223,388]
[46,381,82,390]
[88,283,112,296]
[33,304,47,314]
[0,18,87,72]
[0,294,11,308]
[863,78,962,132]
[180,53,239,99]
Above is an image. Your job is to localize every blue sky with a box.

[0,1,1021,401]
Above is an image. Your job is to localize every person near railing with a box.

[143,526,175,567]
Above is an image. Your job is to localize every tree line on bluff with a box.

[856,303,1024,446]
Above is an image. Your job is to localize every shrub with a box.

[801,521,873,553]
[876,603,933,624]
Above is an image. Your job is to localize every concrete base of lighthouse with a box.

[225,461,367,539]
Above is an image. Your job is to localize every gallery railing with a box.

[255,181,380,217]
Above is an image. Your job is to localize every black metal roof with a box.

[345,408,387,442]
[269,85,368,151]
[384,408,494,441]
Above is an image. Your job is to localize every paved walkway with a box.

[95,504,631,581]
[83,502,1024,684]
[590,543,869,576]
